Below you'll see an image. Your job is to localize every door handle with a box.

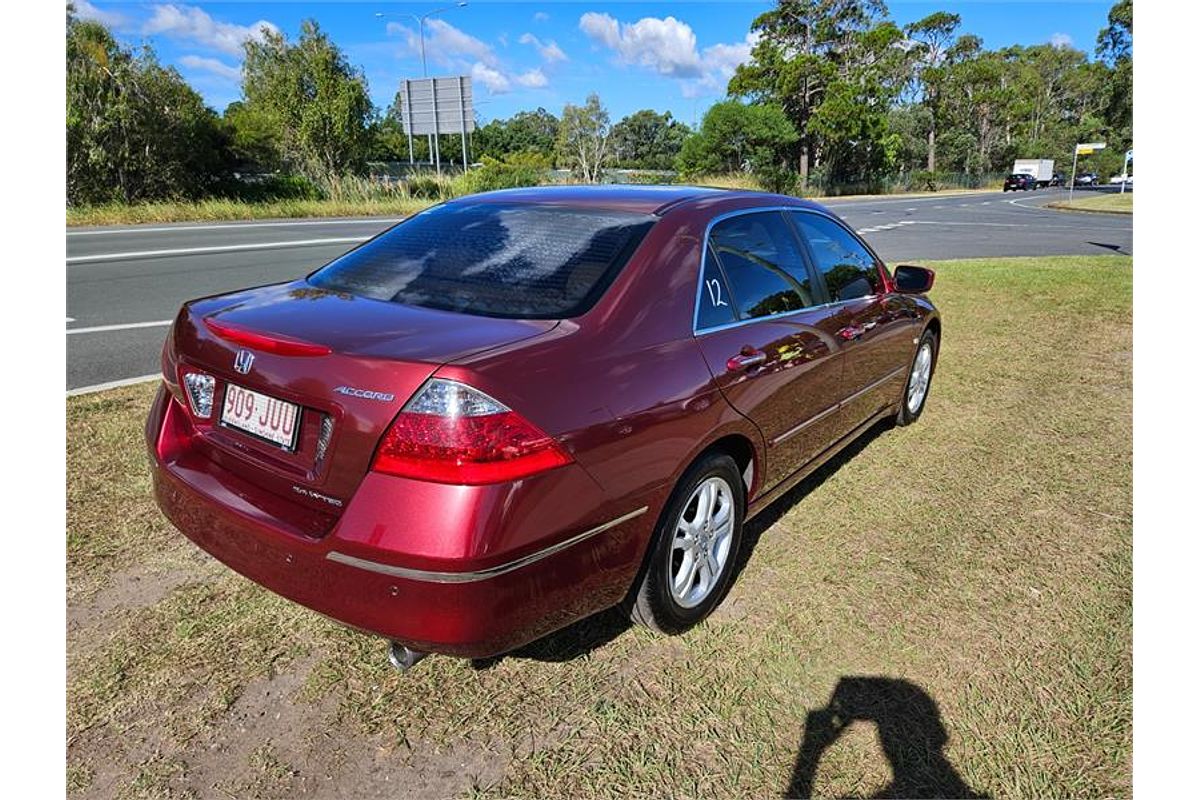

[726,349,767,371]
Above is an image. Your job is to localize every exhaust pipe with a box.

[388,642,428,671]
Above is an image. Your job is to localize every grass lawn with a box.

[66,255,1132,799]
[1051,192,1133,214]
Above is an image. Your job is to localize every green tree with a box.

[66,6,228,204]
[241,20,373,179]
[222,100,280,170]
[729,0,889,183]
[556,94,612,183]
[904,12,962,172]
[472,108,560,161]
[1096,0,1132,148]
[676,100,798,190]
[610,110,690,170]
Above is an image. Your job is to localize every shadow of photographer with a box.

[785,676,987,799]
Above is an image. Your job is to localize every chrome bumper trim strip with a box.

[326,506,650,584]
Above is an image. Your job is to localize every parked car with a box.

[1050,173,1065,187]
[1108,174,1132,186]
[1075,172,1099,186]
[1003,173,1037,191]
[147,186,941,665]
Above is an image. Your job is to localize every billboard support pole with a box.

[458,76,469,169]
[403,79,414,166]
[430,77,441,176]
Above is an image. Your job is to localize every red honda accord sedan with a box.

[147,185,939,665]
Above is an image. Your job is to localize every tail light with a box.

[371,379,572,485]
[180,368,215,418]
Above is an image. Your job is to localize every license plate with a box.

[220,382,301,451]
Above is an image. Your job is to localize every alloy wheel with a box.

[669,476,734,609]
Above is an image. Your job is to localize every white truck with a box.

[1012,159,1056,188]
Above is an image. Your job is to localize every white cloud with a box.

[471,62,511,93]
[580,13,702,78]
[386,19,551,95]
[178,55,242,82]
[143,4,277,57]
[533,12,550,23]
[412,18,499,67]
[515,68,549,88]
[74,0,126,28]
[518,33,567,63]
[580,12,757,96]
[1049,32,1073,49]
[683,32,759,97]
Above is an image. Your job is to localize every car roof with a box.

[444,182,835,215]
[441,184,817,216]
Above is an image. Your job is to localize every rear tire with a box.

[629,453,745,634]
[896,329,938,426]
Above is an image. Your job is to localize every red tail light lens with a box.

[203,318,331,357]
[371,379,572,485]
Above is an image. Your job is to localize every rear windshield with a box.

[308,203,656,319]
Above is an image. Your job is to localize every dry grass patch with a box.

[1050,192,1133,214]
[67,255,1131,798]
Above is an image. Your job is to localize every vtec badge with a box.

[334,385,395,402]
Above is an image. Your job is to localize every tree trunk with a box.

[927,124,936,172]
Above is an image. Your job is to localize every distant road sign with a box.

[1075,142,1107,154]
[400,76,475,137]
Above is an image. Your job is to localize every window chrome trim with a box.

[770,365,907,446]
[691,205,885,337]
[325,506,649,584]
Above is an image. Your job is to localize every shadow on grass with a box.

[475,419,897,669]
[784,676,987,799]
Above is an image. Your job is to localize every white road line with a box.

[66,317,75,323]
[67,320,172,335]
[67,236,366,264]
[67,374,160,397]
[68,218,404,236]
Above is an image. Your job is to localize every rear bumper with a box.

[147,386,658,658]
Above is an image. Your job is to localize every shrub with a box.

[451,153,549,195]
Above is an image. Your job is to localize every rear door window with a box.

[309,203,656,319]
[789,212,882,302]
[705,212,818,324]
[696,244,738,330]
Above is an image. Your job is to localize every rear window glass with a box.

[308,203,656,319]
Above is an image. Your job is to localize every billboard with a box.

[399,76,475,137]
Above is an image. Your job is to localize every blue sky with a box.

[74,1,1117,125]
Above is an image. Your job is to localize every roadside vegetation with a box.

[67,1,1132,224]
[67,255,1131,798]
[1051,192,1133,214]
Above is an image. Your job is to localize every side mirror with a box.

[894,265,935,294]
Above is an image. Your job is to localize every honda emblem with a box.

[233,349,255,375]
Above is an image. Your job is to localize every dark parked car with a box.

[1075,172,1099,187]
[1003,173,1037,191]
[147,186,941,666]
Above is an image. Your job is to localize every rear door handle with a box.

[726,349,767,371]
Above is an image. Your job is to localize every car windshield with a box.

[309,203,657,319]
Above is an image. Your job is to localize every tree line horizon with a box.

[66,0,1132,206]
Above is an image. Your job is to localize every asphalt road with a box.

[65,187,1131,391]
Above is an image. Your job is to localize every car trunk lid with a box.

[169,281,557,528]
